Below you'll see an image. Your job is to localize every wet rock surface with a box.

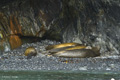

[0,40,120,71]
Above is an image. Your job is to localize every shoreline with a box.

[0,40,120,71]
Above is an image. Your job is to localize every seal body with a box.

[45,43,82,50]
[24,47,37,59]
[65,46,86,50]
[48,45,86,53]
[52,49,100,58]
[48,46,74,53]
[45,42,100,58]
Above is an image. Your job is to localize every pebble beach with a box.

[0,40,120,71]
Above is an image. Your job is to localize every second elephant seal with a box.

[51,47,100,58]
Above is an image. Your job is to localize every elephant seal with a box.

[50,47,100,58]
[48,45,86,53]
[45,42,82,50]
[24,47,37,59]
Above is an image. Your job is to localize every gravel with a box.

[0,40,120,71]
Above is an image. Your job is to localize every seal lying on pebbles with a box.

[24,47,37,59]
[48,45,86,53]
[45,42,82,50]
[51,47,100,58]
[45,43,100,58]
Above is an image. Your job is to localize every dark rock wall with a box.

[0,0,61,36]
[0,0,62,52]
[0,0,120,56]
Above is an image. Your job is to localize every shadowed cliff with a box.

[0,0,120,56]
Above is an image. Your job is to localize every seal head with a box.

[24,47,37,59]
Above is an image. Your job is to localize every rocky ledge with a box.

[0,40,119,71]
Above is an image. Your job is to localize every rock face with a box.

[0,0,120,56]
